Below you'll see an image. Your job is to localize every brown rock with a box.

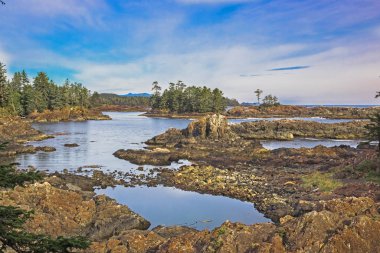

[0,182,150,240]
[185,114,229,139]
[152,225,197,238]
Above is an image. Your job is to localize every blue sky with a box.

[0,0,380,104]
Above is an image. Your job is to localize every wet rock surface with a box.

[231,119,368,140]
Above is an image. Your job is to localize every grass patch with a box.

[302,172,343,192]
[365,171,380,184]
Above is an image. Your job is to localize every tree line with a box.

[0,62,239,116]
[90,92,150,107]
[150,81,228,113]
[0,63,91,116]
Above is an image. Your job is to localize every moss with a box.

[356,160,377,172]
[355,159,380,185]
[301,172,343,192]
[217,227,226,236]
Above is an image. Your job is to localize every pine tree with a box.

[8,72,23,115]
[212,88,226,113]
[150,81,162,110]
[20,84,37,116]
[262,94,280,107]
[33,72,50,112]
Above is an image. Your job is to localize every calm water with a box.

[96,185,269,230]
[17,112,191,172]
[15,112,362,230]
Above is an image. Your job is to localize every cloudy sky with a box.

[0,0,379,104]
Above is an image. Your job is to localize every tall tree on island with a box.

[150,81,162,109]
[254,89,263,105]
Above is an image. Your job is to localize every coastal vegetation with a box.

[149,81,227,113]
[301,172,343,192]
[90,92,150,108]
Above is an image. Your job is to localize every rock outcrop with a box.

[114,115,256,167]
[231,119,368,140]
[0,116,54,157]
[0,182,150,240]
[185,114,229,139]
[86,197,380,253]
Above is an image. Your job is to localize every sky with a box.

[0,0,380,104]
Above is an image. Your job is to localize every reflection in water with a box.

[95,185,270,230]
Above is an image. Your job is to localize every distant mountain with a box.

[120,93,151,97]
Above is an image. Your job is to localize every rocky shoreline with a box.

[2,113,380,252]
[227,105,379,119]
[142,105,379,120]
[28,107,111,122]
[0,116,55,160]
[1,167,379,252]
[231,119,369,140]
[0,109,110,159]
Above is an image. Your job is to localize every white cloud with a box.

[65,40,380,105]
